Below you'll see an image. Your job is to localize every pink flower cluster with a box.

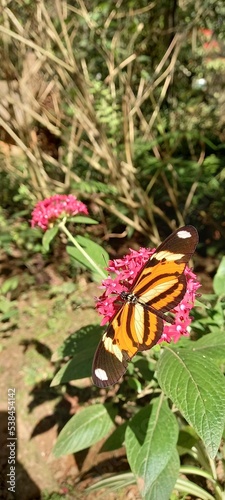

[31,194,88,231]
[96,247,200,344]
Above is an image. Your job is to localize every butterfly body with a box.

[92,225,198,388]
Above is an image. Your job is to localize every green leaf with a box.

[51,355,90,386]
[86,472,135,493]
[157,347,225,458]
[1,309,18,321]
[67,235,108,280]
[127,377,142,393]
[208,303,225,329]
[146,448,180,500]
[0,297,13,313]
[69,215,98,224]
[177,428,199,456]
[0,276,19,294]
[132,355,155,382]
[213,256,225,295]
[101,421,127,452]
[175,477,215,500]
[189,332,225,362]
[42,226,59,252]
[52,324,103,361]
[53,404,115,457]
[51,324,103,385]
[125,398,179,499]
[49,282,76,297]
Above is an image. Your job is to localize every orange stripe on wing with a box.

[139,275,187,312]
[105,304,138,358]
[137,309,164,350]
[133,260,185,295]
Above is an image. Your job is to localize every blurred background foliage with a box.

[0,0,225,256]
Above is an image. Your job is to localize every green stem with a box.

[58,219,107,280]
[180,465,224,500]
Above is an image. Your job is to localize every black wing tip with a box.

[177,225,199,244]
[92,345,129,388]
[92,368,124,389]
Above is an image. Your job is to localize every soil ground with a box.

[0,258,141,500]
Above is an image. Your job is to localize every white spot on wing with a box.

[95,368,108,381]
[177,230,191,239]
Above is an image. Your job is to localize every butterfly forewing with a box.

[92,225,198,388]
[132,225,198,311]
[92,341,129,388]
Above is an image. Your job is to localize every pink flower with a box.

[31,194,88,231]
[96,248,200,343]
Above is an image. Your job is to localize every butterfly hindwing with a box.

[92,225,198,388]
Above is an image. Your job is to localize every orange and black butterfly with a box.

[92,225,198,388]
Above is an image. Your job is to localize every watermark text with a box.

[7,388,16,493]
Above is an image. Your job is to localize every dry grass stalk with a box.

[0,0,202,238]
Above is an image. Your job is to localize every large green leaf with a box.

[53,404,115,457]
[52,324,103,361]
[145,448,180,500]
[51,324,103,385]
[188,332,225,362]
[125,398,179,499]
[157,347,225,458]
[67,235,108,280]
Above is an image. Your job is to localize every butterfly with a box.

[92,225,198,388]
